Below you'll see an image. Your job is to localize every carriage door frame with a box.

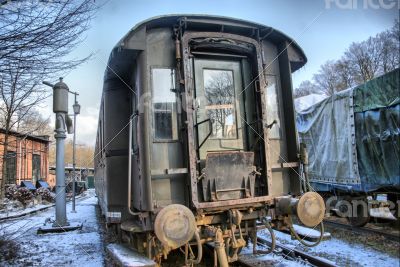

[181,31,274,209]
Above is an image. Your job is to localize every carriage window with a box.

[203,69,237,139]
[151,68,178,140]
[266,75,281,139]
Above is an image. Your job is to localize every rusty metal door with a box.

[194,59,246,159]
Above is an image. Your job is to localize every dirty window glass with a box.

[203,69,237,139]
[266,75,281,139]
[5,151,16,184]
[32,154,41,183]
[152,68,177,140]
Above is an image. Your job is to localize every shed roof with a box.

[0,128,50,143]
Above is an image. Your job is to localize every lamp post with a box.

[71,93,80,213]
[38,78,82,234]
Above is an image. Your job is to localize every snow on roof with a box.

[294,93,328,112]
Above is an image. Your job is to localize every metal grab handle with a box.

[195,118,213,150]
[266,120,277,129]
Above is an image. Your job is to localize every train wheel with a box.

[347,198,370,227]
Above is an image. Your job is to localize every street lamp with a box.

[73,101,81,115]
[71,93,80,213]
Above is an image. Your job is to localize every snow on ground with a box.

[292,224,331,239]
[241,243,311,266]
[259,228,400,267]
[0,202,53,220]
[0,192,90,220]
[0,189,104,267]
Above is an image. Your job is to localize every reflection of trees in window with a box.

[204,70,236,138]
[153,102,174,139]
[152,68,177,140]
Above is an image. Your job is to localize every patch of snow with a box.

[259,228,400,267]
[107,243,156,267]
[292,224,331,239]
[0,202,53,220]
[241,242,311,266]
[0,193,89,221]
[0,189,104,266]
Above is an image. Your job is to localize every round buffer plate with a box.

[297,192,326,227]
[154,204,196,249]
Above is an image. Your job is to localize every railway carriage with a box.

[297,69,400,226]
[95,15,325,265]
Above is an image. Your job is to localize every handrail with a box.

[195,118,213,151]
[127,113,141,216]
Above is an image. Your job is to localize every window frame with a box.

[202,67,239,141]
[265,74,282,140]
[150,66,179,143]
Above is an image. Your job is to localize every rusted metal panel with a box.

[201,151,256,201]
[195,209,265,225]
[197,195,274,210]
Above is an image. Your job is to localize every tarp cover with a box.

[353,69,400,112]
[297,89,359,191]
[297,69,400,192]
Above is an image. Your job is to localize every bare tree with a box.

[313,61,342,96]
[204,71,235,138]
[345,38,380,82]
[49,141,94,168]
[14,109,53,137]
[334,58,357,91]
[297,20,399,98]
[294,80,320,98]
[375,22,399,74]
[0,0,98,199]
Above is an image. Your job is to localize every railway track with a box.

[0,192,93,222]
[323,219,400,242]
[235,236,338,267]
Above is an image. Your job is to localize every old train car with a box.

[95,15,325,265]
[297,68,400,226]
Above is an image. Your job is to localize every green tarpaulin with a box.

[353,69,400,112]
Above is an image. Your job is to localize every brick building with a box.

[0,128,50,186]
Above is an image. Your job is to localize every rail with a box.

[236,236,338,267]
[324,219,400,242]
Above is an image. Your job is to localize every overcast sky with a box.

[38,0,398,146]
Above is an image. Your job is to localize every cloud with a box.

[35,99,99,147]
[75,107,99,146]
